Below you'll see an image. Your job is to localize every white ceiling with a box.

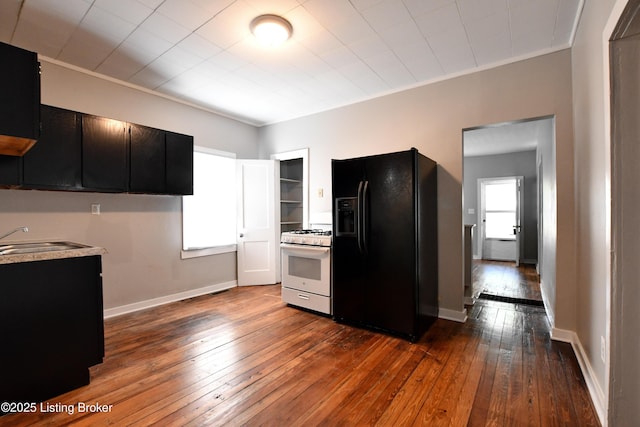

[463,117,553,157]
[0,0,583,126]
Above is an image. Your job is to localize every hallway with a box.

[472,260,542,304]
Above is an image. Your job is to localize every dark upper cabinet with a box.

[23,105,82,190]
[166,131,193,195]
[82,114,128,192]
[129,124,166,193]
[0,41,40,156]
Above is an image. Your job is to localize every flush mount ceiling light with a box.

[250,14,293,47]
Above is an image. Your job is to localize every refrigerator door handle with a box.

[362,180,369,253]
[357,180,364,253]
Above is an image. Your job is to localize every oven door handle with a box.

[280,243,330,258]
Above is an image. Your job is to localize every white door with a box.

[479,177,523,264]
[236,160,279,286]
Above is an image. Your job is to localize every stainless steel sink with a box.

[0,241,90,256]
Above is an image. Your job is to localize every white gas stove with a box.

[280,229,332,247]
[280,229,332,315]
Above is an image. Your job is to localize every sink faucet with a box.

[0,226,29,241]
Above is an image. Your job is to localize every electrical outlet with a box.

[91,204,101,215]
[600,336,606,363]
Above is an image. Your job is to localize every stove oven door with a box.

[280,243,330,296]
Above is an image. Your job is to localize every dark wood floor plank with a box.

[473,260,542,301]
[0,285,600,427]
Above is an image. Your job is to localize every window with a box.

[483,179,517,240]
[182,147,236,258]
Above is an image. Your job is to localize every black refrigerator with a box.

[331,148,438,342]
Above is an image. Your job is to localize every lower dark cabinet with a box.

[0,256,104,405]
[23,105,82,189]
[82,114,128,192]
[0,154,21,186]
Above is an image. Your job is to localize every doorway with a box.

[463,118,553,305]
[609,1,640,421]
[478,176,522,264]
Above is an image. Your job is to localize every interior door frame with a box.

[477,176,523,265]
[271,148,309,230]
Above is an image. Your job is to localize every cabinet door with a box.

[165,131,193,195]
[23,105,82,189]
[0,42,40,153]
[82,114,128,191]
[129,124,166,193]
[0,256,104,403]
[0,155,21,186]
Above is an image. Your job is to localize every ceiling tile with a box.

[176,33,223,60]
[360,0,413,32]
[554,0,581,46]
[122,27,173,60]
[140,11,192,44]
[457,0,507,23]
[392,41,442,79]
[196,0,254,49]
[0,0,21,42]
[75,6,136,45]
[95,47,148,80]
[12,0,91,57]
[157,0,212,31]
[244,0,300,15]
[379,20,426,51]
[428,25,477,73]
[403,0,456,17]
[57,29,115,70]
[414,3,462,39]
[93,0,154,26]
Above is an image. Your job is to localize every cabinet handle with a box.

[297,294,310,300]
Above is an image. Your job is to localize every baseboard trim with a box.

[551,327,606,426]
[438,307,468,323]
[103,281,238,319]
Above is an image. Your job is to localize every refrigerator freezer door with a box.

[331,158,366,323]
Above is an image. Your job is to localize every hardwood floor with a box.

[1,285,599,426]
[473,260,543,302]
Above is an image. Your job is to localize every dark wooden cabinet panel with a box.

[166,131,193,195]
[0,256,104,403]
[130,124,166,193]
[0,41,40,155]
[23,105,82,189]
[0,154,21,186]
[82,114,128,191]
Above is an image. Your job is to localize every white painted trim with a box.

[438,307,468,323]
[551,327,606,425]
[602,3,630,427]
[464,296,476,306]
[103,281,237,319]
[539,278,555,328]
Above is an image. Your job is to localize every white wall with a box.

[0,60,260,310]
[572,0,631,423]
[259,50,575,321]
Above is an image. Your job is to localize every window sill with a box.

[181,244,237,259]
